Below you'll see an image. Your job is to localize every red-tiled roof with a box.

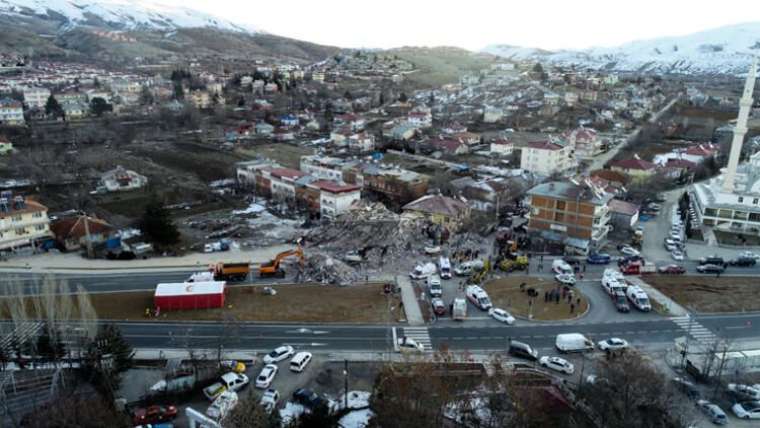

[609,199,639,216]
[610,158,656,171]
[685,144,717,157]
[269,168,306,180]
[312,180,361,194]
[429,138,466,152]
[527,140,563,151]
[50,216,114,241]
[590,169,629,184]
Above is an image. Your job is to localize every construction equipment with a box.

[258,246,304,278]
[211,263,250,281]
[631,230,643,249]
[498,255,528,272]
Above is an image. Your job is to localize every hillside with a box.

[388,46,497,86]
[484,22,760,75]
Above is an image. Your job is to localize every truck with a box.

[498,255,529,272]
[439,257,452,279]
[154,282,226,311]
[410,262,437,280]
[203,372,250,401]
[555,333,595,353]
[211,262,250,281]
[626,285,652,312]
[452,298,467,321]
[619,260,656,275]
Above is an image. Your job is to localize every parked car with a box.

[697,400,727,425]
[489,308,515,325]
[431,298,446,316]
[658,264,685,274]
[508,340,538,361]
[730,256,757,267]
[672,377,700,400]
[539,356,574,374]
[613,291,630,313]
[732,401,760,419]
[697,264,725,274]
[552,259,574,275]
[587,253,611,265]
[132,405,178,426]
[289,352,313,373]
[597,337,629,352]
[259,389,280,414]
[263,345,295,364]
[740,251,760,260]
[255,364,279,389]
[203,372,249,401]
[671,250,684,261]
[292,388,328,409]
[619,246,640,257]
[555,273,576,286]
[397,336,424,353]
[699,256,726,266]
[206,391,238,420]
[728,383,760,400]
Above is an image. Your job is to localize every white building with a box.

[408,107,432,128]
[23,87,51,109]
[483,106,504,123]
[563,127,602,160]
[300,155,356,182]
[0,98,24,125]
[99,166,148,192]
[489,139,514,157]
[0,193,53,251]
[520,140,575,176]
[265,168,306,202]
[313,181,361,219]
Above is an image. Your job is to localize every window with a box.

[556,200,566,211]
[754,198,758,205]
[32,212,43,218]
[15,228,26,235]
[12,215,22,222]
[35,224,45,231]
[738,196,744,203]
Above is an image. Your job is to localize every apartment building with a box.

[0,98,25,125]
[520,140,575,176]
[313,181,361,219]
[22,87,51,109]
[0,193,53,252]
[526,181,613,253]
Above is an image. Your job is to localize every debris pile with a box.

[299,253,362,285]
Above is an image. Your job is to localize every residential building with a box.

[312,181,362,219]
[402,195,471,232]
[490,138,514,157]
[347,132,375,153]
[0,193,53,251]
[236,159,280,188]
[256,122,275,136]
[483,106,504,123]
[22,87,51,109]
[357,164,429,205]
[520,140,575,176]
[50,215,115,252]
[61,101,88,119]
[408,107,432,128]
[526,180,613,253]
[266,168,307,203]
[563,127,602,160]
[0,98,24,125]
[188,90,211,109]
[98,166,148,192]
[300,155,356,182]
[428,138,469,156]
[608,199,640,231]
[609,157,657,182]
[334,113,365,131]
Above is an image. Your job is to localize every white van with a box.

[555,333,594,353]
[439,257,452,279]
[289,352,313,373]
[552,259,573,275]
[465,285,493,310]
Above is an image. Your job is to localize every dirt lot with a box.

[237,142,313,169]
[0,283,403,323]
[646,276,760,313]
[483,276,589,321]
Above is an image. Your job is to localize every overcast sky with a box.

[178,0,758,51]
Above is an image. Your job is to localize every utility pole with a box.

[343,359,349,410]
[83,215,94,258]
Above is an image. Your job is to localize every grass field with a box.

[238,143,313,169]
[388,47,495,87]
[1,283,403,323]
[483,276,589,321]
[645,276,760,313]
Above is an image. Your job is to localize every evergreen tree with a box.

[173,83,185,100]
[44,95,64,119]
[84,324,134,399]
[139,86,154,106]
[399,92,408,103]
[343,90,353,100]
[36,324,66,361]
[89,97,113,117]
[138,199,181,248]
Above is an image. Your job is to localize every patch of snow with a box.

[338,408,374,428]
[232,202,266,215]
[279,402,306,426]
[335,391,371,411]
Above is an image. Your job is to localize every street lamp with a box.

[343,359,349,410]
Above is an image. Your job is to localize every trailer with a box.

[211,262,250,281]
[154,281,226,311]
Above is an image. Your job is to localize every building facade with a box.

[0,194,53,251]
[520,140,575,176]
[0,98,25,125]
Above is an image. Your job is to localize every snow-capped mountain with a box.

[0,0,258,33]
[484,22,760,75]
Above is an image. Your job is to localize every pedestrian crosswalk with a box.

[402,327,433,351]
[670,316,718,344]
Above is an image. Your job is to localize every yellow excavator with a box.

[258,246,305,277]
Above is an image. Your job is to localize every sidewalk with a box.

[0,245,292,273]
[396,275,424,326]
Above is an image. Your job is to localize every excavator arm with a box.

[259,246,304,277]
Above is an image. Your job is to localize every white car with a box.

[620,246,640,257]
[732,401,760,419]
[259,389,280,414]
[489,308,515,325]
[728,383,760,400]
[555,273,576,285]
[539,356,574,375]
[255,364,279,389]
[397,336,424,353]
[206,390,238,420]
[597,338,629,352]
[263,345,295,364]
[671,250,684,261]
[741,251,760,260]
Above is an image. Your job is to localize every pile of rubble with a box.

[298,252,362,285]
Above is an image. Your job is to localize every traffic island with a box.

[483,276,589,321]
[644,276,760,313]
[0,283,404,323]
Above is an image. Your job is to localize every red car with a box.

[132,405,178,425]
[658,264,685,275]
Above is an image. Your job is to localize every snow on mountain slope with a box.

[0,0,258,33]
[484,22,760,75]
